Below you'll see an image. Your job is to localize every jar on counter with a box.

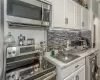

[4,32,15,47]
[27,38,35,45]
[40,41,46,51]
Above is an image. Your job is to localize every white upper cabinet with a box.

[82,8,89,29]
[52,0,90,30]
[75,3,90,30]
[75,3,82,29]
[65,0,75,29]
[52,0,65,28]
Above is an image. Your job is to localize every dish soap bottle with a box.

[51,49,55,57]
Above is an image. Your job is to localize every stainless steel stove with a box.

[6,45,56,80]
[6,57,56,80]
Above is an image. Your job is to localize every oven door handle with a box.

[43,71,56,80]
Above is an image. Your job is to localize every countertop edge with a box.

[45,48,99,69]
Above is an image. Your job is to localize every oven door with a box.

[34,71,56,80]
[6,0,49,26]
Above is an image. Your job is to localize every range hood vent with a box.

[7,22,48,28]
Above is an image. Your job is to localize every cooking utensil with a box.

[18,34,25,46]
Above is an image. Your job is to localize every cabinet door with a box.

[75,3,82,29]
[52,0,65,28]
[65,0,75,29]
[75,66,85,80]
[64,73,75,80]
[64,66,85,80]
[82,8,89,29]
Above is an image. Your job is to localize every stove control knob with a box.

[7,75,11,80]
[12,74,15,78]
[8,52,11,55]
[12,51,16,54]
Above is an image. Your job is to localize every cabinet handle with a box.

[65,18,68,24]
[82,22,84,27]
[75,65,79,68]
[76,75,79,80]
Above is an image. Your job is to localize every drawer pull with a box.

[75,65,79,68]
[76,75,79,80]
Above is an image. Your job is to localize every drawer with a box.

[62,58,85,79]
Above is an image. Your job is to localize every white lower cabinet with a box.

[56,58,85,80]
[64,65,85,80]
[64,72,74,80]
[75,66,85,80]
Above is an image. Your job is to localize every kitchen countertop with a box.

[45,48,99,69]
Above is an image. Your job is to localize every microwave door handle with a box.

[41,5,44,25]
[43,72,56,80]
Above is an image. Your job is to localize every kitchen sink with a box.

[53,53,80,63]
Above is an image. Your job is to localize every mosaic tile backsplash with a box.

[47,29,91,51]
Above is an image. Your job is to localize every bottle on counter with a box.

[4,32,15,47]
[51,48,55,57]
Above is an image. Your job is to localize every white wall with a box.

[4,27,46,45]
[98,3,100,17]
[94,2,100,66]
[94,17,100,66]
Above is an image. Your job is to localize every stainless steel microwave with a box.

[6,0,51,27]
